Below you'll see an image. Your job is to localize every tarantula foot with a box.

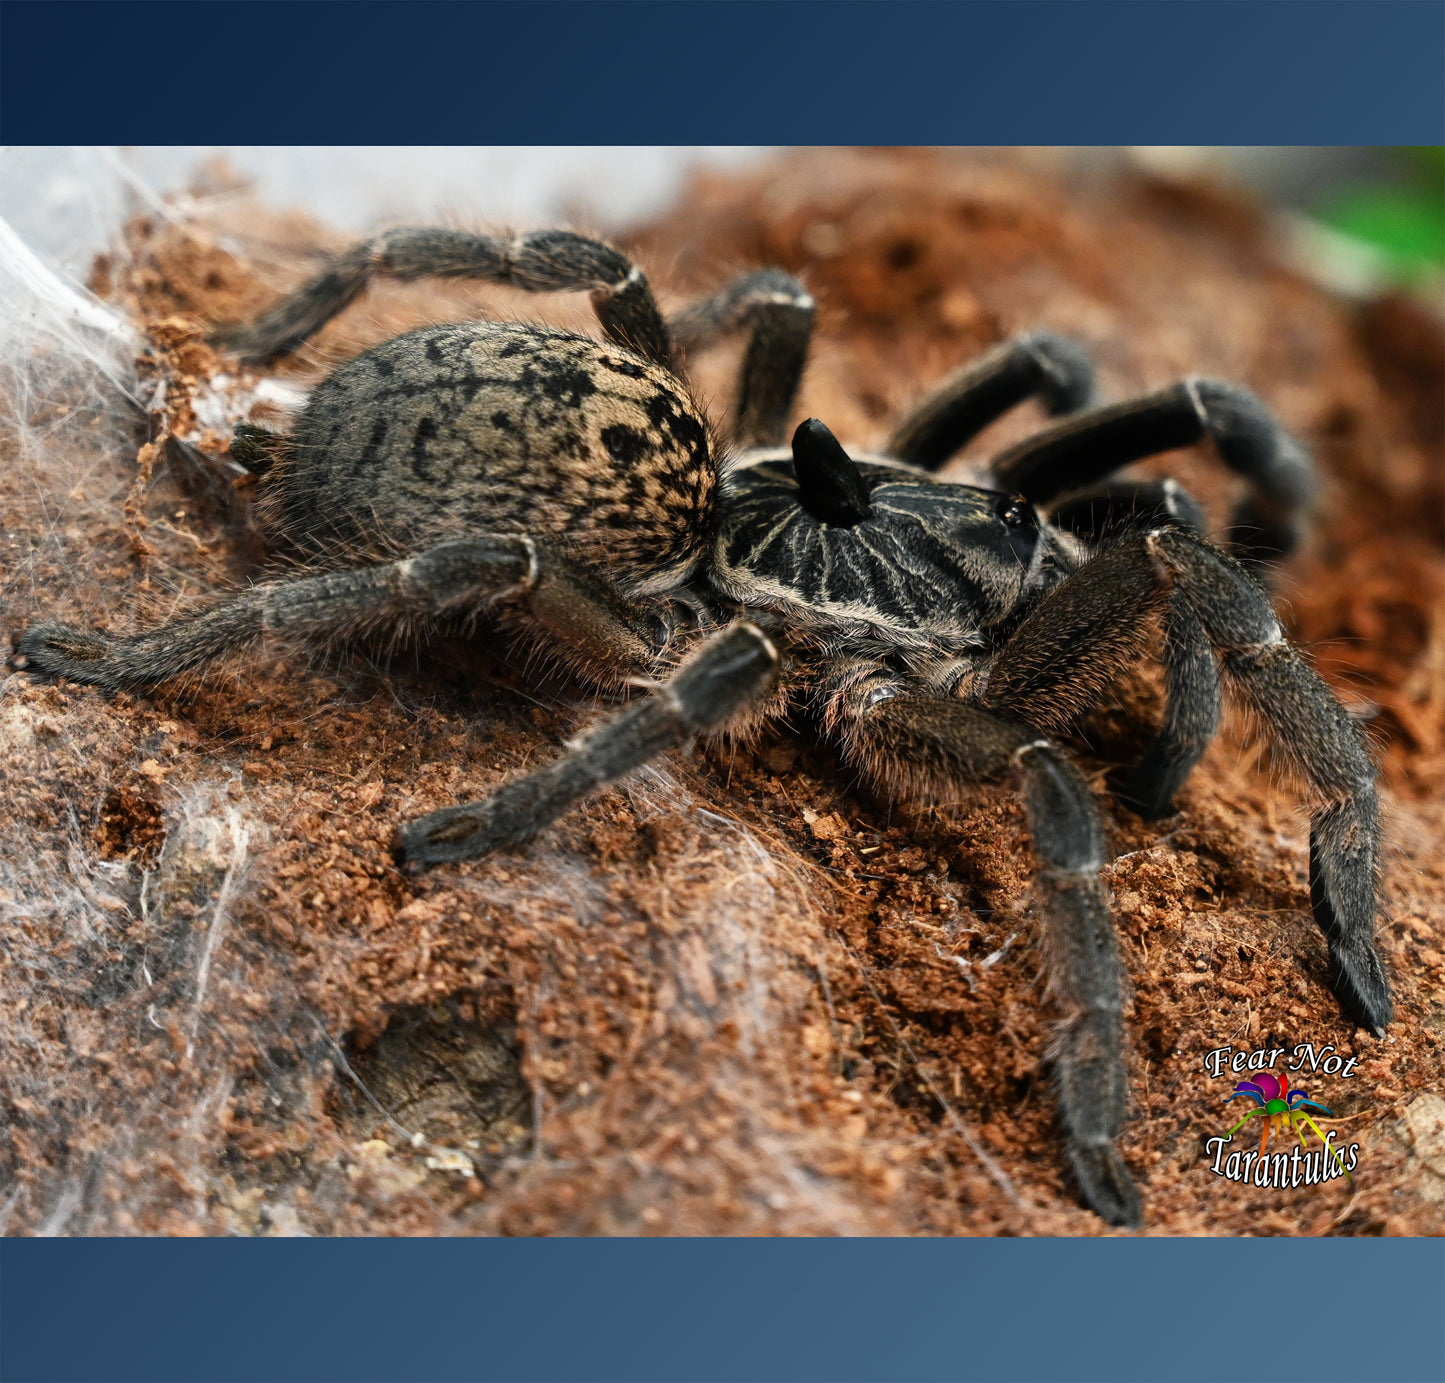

[393,804,506,872]
[1107,762,1182,822]
[1328,940,1393,1037]
[229,422,284,476]
[12,622,115,686]
[1107,737,1195,821]
[1068,1142,1142,1229]
[1308,835,1393,1035]
[209,320,283,366]
[393,776,560,872]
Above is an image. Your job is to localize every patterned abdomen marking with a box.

[271,322,717,591]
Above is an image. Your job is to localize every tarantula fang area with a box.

[14,228,1393,1228]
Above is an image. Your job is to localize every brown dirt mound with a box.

[3,148,1441,1236]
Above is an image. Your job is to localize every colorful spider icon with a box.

[1225,1071,1351,1181]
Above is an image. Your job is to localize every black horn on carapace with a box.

[790,418,872,527]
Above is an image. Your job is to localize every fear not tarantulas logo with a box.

[1202,1044,1360,1191]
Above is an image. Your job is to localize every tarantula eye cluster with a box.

[15,227,1391,1228]
[996,496,1034,528]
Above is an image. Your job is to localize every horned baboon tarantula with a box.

[15,227,1392,1227]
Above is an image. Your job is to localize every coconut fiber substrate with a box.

[3,148,1442,1237]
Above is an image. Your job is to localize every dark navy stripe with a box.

[3,2,1442,143]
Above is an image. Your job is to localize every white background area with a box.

[0,145,1406,368]
[0,146,774,274]
[2,145,1392,270]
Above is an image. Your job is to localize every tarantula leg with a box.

[990,380,1316,563]
[979,521,1225,818]
[1048,478,1207,544]
[839,694,1140,1227]
[885,331,1096,472]
[216,228,672,369]
[669,269,815,447]
[13,536,690,695]
[983,528,1390,1033]
[1109,599,1222,820]
[980,536,1168,735]
[229,422,286,477]
[1149,528,1391,1033]
[14,536,544,690]
[1046,480,1220,819]
[1016,741,1141,1229]
[393,622,778,871]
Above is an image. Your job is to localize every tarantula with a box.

[14,228,1392,1227]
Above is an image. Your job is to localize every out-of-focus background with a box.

[1,147,768,271]
[3,145,1443,296]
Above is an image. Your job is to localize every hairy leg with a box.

[1045,479,1220,819]
[217,228,673,369]
[1047,477,1207,544]
[1109,599,1222,820]
[394,621,778,869]
[885,332,1096,472]
[15,536,676,693]
[669,269,815,448]
[990,380,1316,563]
[838,691,1141,1227]
[981,527,1390,1033]
[1151,529,1390,1032]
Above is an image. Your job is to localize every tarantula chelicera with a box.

[16,228,1392,1226]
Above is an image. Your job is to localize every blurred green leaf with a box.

[1315,149,1445,281]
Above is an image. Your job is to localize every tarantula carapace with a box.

[15,228,1392,1226]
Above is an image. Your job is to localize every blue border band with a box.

[3,1239,1443,1382]
[3,4,1444,1383]
[2,0,1443,144]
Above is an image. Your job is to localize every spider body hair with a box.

[16,227,1390,1228]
